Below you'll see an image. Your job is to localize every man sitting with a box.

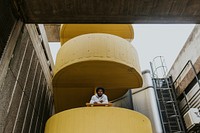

[90,87,108,104]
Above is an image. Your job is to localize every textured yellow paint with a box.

[53,33,142,112]
[54,33,141,83]
[45,107,153,133]
[60,24,134,45]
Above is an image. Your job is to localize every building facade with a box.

[0,21,54,133]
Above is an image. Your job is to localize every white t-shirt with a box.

[90,94,108,104]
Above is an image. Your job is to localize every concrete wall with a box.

[168,25,200,96]
[112,90,134,110]
[0,21,54,133]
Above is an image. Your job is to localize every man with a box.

[90,87,108,104]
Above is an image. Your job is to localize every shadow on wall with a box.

[112,90,134,110]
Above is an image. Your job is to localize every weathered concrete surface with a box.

[44,25,60,42]
[168,25,200,96]
[13,0,200,23]
[0,22,54,133]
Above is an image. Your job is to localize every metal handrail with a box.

[110,86,154,103]
[170,60,200,132]
[172,60,200,111]
[173,60,200,88]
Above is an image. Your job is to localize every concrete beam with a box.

[0,21,23,90]
[13,0,200,24]
[44,25,60,42]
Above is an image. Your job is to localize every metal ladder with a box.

[152,77,185,133]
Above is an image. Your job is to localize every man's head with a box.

[96,87,105,97]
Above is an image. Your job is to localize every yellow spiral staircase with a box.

[45,24,153,133]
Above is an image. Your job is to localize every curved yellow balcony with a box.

[53,33,142,112]
[45,107,152,133]
[60,24,134,45]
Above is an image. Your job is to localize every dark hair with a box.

[96,87,105,93]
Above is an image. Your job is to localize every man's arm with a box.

[102,95,108,104]
[90,96,96,104]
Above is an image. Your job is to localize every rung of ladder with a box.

[165,101,175,104]
[169,115,180,118]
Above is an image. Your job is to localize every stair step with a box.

[166,109,176,112]
[162,88,172,91]
[169,122,179,125]
[167,113,176,116]
[172,131,184,133]
[162,92,170,94]
[169,115,180,118]
[170,125,180,127]
[163,122,169,124]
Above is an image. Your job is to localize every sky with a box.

[49,24,195,73]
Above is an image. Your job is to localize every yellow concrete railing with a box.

[45,107,152,133]
[60,24,134,45]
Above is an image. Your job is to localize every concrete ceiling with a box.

[17,0,200,24]
[33,0,200,42]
